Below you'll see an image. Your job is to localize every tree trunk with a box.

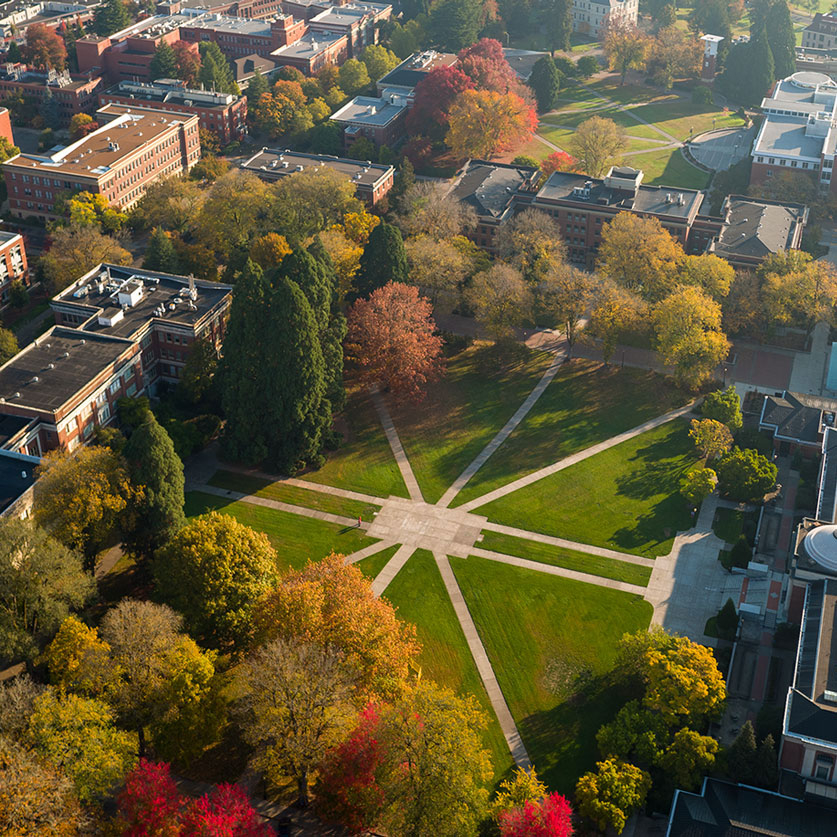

[296,772,309,807]
[137,725,146,758]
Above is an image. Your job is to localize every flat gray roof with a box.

[330,95,405,126]
[241,148,393,187]
[271,30,344,59]
[754,114,825,159]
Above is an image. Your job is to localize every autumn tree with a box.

[40,224,131,293]
[466,263,533,341]
[498,792,574,837]
[678,253,734,301]
[643,635,726,725]
[23,23,67,70]
[240,637,358,805]
[395,181,477,240]
[575,759,651,834]
[446,89,536,159]
[116,759,182,837]
[34,446,137,568]
[254,554,420,696]
[541,150,578,176]
[68,113,97,141]
[130,177,205,234]
[595,700,668,767]
[657,728,718,791]
[496,208,566,283]
[44,615,111,696]
[249,232,291,271]
[703,386,743,431]
[0,519,93,662]
[647,26,701,88]
[407,65,474,139]
[181,784,271,836]
[689,418,734,460]
[568,116,628,177]
[28,689,135,803]
[361,44,399,81]
[458,38,525,96]
[654,286,729,389]
[347,282,444,402]
[0,735,81,836]
[377,681,492,837]
[492,766,549,822]
[680,466,717,506]
[404,234,469,311]
[762,256,837,334]
[173,40,201,86]
[0,674,43,737]
[586,279,644,364]
[315,702,386,832]
[603,18,649,85]
[716,447,777,502]
[598,213,683,300]
[537,264,592,355]
[154,512,278,649]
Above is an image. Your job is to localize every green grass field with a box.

[451,556,652,791]
[453,361,686,507]
[390,345,554,504]
[301,392,408,499]
[627,100,745,142]
[475,420,697,558]
[185,491,378,572]
[478,531,652,586]
[384,550,515,785]
[628,147,712,189]
[208,471,381,519]
[353,544,400,580]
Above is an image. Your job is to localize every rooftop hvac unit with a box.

[824,689,837,703]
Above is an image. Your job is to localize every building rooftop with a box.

[330,94,406,126]
[761,390,837,446]
[0,230,21,245]
[377,50,458,90]
[501,48,549,80]
[0,65,98,91]
[0,449,37,516]
[181,12,278,37]
[241,148,393,187]
[667,777,836,837]
[51,264,232,342]
[2,104,195,178]
[450,159,540,220]
[711,196,808,261]
[0,326,134,414]
[271,29,345,60]
[309,5,368,25]
[108,79,240,109]
[752,114,825,160]
[536,170,703,220]
[234,54,279,83]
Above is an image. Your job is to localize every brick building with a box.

[160,0,285,18]
[0,230,28,302]
[0,106,12,145]
[307,2,390,57]
[329,91,408,149]
[3,103,200,220]
[0,0,100,40]
[99,79,248,143]
[177,12,306,59]
[0,264,231,456]
[241,147,394,203]
[0,65,103,126]
[376,49,458,97]
[268,29,348,74]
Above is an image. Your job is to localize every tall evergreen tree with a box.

[246,68,269,102]
[393,157,415,198]
[149,41,178,81]
[262,277,329,471]
[548,0,572,53]
[762,0,796,78]
[429,0,481,51]
[6,41,21,63]
[219,260,271,464]
[199,42,239,94]
[727,720,758,784]
[754,734,779,788]
[353,222,408,301]
[39,87,59,130]
[122,413,185,555]
[529,55,562,112]
[143,227,179,273]
[748,23,775,104]
[93,0,130,36]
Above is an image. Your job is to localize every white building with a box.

[571,0,637,39]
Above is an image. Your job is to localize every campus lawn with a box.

[390,344,554,504]
[184,491,378,572]
[629,147,712,190]
[301,390,408,499]
[551,84,608,109]
[353,543,400,580]
[475,420,697,558]
[712,506,759,545]
[207,470,380,519]
[478,530,652,586]
[451,556,652,792]
[541,106,666,138]
[452,361,687,507]
[627,100,745,141]
[585,78,670,105]
[512,136,551,162]
[384,550,515,785]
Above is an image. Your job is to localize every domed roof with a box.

[803,524,837,573]
[789,71,836,89]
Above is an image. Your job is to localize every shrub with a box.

[716,598,739,640]
[692,85,713,106]
[729,534,751,568]
[576,55,599,78]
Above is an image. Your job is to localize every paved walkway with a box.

[437,352,564,508]
[434,552,532,769]
[371,543,415,596]
[788,320,829,396]
[457,401,695,512]
[343,540,397,565]
[370,390,424,502]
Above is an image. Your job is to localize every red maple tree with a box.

[541,151,579,176]
[117,760,182,837]
[23,22,67,71]
[499,792,574,837]
[181,784,271,837]
[315,703,386,832]
[458,38,523,96]
[346,282,445,402]
[407,65,474,139]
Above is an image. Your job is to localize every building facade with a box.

[329,92,408,149]
[99,79,248,143]
[0,230,28,302]
[571,0,637,38]
[3,103,200,220]
[0,66,104,126]
[0,264,231,456]
[240,147,394,203]
[802,12,837,51]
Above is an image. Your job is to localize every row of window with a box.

[755,155,819,170]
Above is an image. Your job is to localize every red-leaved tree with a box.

[407,65,474,139]
[117,760,182,837]
[23,22,67,70]
[499,793,574,837]
[346,282,444,402]
[315,703,386,832]
[458,38,524,96]
[173,41,201,87]
[541,151,579,176]
[181,784,271,837]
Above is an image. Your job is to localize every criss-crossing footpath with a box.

[191,350,700,770]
